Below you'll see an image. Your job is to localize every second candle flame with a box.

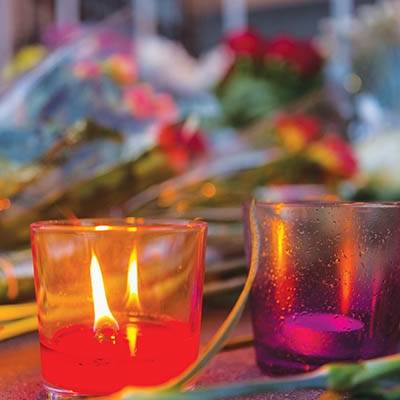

[90,251,119,340]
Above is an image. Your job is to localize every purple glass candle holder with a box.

[243,201,400,376]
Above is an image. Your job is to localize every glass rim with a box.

[30,217,208,233]
[244,200,400,209]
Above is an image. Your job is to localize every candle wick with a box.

[94,316,119,344]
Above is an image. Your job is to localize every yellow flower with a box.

[306,134,358,178]
[274,113,322,152]
[2,45,47,80]
[104,54,138,85]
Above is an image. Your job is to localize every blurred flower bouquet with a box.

[214,29,324,128]
[0,14,359,305]
[0,23,210,253]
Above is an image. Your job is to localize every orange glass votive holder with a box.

[30,218,207,398]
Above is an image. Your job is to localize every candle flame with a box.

[90,251,119,338]
[127,246,140,308]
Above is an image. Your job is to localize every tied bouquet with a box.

[214,28,324,128]
[0,45,209,307]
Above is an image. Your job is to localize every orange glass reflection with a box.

[272,216,294,312]
[339,221,354,315]
[127,245,140,308]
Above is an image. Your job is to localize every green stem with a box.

[116,201,261,399]
[352,355,400,387]
[385,387,400,400]
[326,354,400,392]
[162,200,261,389]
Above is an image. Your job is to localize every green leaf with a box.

[40,119,124,165]
[216,75,284,128]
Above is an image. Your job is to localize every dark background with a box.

[19,0,378,56]
[80,0,376,55]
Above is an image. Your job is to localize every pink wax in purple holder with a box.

[250,297,399,376]
[243,202,400,376]
[281,313,364,359]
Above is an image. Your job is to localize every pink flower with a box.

[104,53,139,85]
[72,60,101,79]
[124,84,155,119]
[96,30,133,54]
[224,28,265,58]
[264,34,324,78]
[153,93,179,123]
[42,23,84,49]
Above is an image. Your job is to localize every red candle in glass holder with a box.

[30,218,207,397]
[39,252,200,396]
[40,320,199,395]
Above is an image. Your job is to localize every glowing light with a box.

[90,251,118,337]
[339,221,354,314]
[274,219,286,278]
[158,186,176,207]
[127,246,140,308]
[272,217,294,311]
[324,194,340,201]
[94,225,111,231]
[369,274,381,338]
[344,73,362,94]
[0,198,10,211]
[127,325,138,356]
[176,201,188,213]
[201,182,216,198]
[127,246,141,355]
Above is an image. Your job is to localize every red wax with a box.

[40,319,199,396]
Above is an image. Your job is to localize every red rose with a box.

[224,28,265,58]
[265,34,323,78]
[158,119,207,172]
